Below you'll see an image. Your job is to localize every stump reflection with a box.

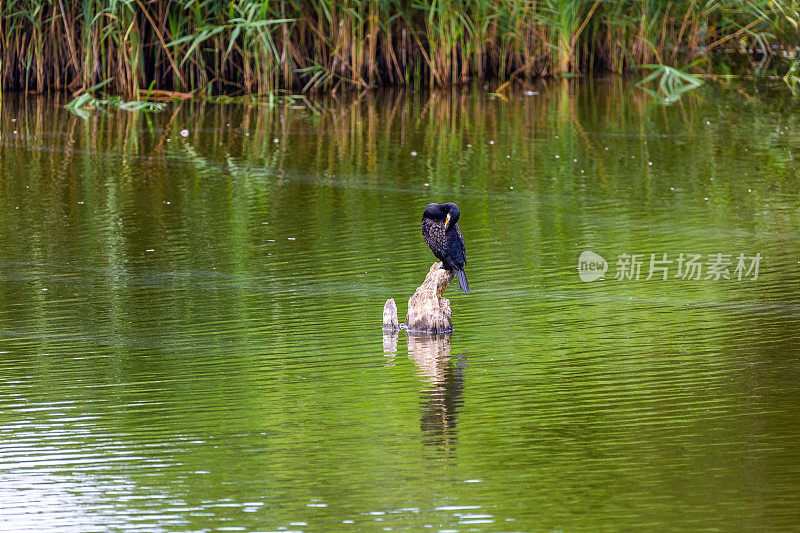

[407,332,466,453]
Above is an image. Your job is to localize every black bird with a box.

[421,202,470,294]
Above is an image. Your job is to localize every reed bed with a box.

[1,1,799,96]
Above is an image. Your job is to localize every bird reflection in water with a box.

[383,330,466,453]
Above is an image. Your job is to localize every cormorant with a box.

[421,202,470,294]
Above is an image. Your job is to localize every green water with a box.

[1,80,800,531]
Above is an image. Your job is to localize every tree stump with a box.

[382,298,400,332]
[404,262,453,333]
[383,262,455,333]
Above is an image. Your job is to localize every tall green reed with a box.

[1,0,798,96]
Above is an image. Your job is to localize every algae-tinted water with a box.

[1,80,799,531]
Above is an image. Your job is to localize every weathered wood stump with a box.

[382,298,400,332]
[383,262,453,333]
[382,298,400,353]
[406,262,453,332]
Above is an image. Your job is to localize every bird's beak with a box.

[445,213,451,230]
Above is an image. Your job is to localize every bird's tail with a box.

[456,269,470,294]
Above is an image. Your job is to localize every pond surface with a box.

[1,80,800,531]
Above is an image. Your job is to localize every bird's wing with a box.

[421,218,435,250]
[422,218,448,257]
[453,224,466,265]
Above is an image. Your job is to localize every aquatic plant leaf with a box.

[636,64,703,103]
